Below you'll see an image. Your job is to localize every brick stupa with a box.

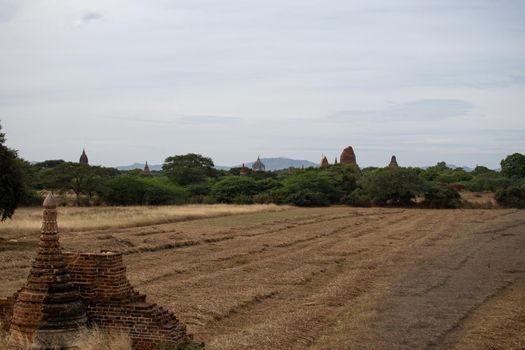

[9,193,88,348]
[320,155,329,168]
[388,155,399,168]
[1,194,200,349]
[340,146,357,166]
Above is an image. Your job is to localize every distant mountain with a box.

[116,163,163,171]
[240,157,318,171]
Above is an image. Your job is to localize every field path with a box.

[1,207,524,349]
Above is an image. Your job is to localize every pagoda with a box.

[9,193,87,348]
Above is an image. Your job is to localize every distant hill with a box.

[241,157,318,171]
[116,163,163,171]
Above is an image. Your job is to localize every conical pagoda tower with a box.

[79,149,88,165]
[388,155,399,168]
[143,161,151,175]
[9,193,87,348]
[320,155,329,168]
[340,146,357,166]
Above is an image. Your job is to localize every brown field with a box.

[1,206,524,349]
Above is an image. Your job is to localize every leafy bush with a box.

[423,186,461,209]
[344,188,372,207]
[363,168,427,206]
[434,169,473,184]
[211,176,259,203]
[463,173,511,192]
[282,188,330,207]
[276,170,342,206]
[495,186,525,208]
[103,176,188,205]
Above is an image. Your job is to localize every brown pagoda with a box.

[143,161,151,175]
[388,155,399,168]
[79,149,89,165]
[320,155,329,168]
[9,193,87,348]
[340,146,357,166]
[252,156,266,172]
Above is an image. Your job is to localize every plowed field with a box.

[1,207,524,349]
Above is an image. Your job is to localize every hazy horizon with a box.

[1,0,524,169]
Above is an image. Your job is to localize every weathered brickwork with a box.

[9,194,87,349]
[340,146,358,166]
[1,194,199,349]
[64,252,195,349]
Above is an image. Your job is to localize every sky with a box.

[0,0,524,168]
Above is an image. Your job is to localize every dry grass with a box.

[460,191,498,208]
[0,204,288,237]
[1,207,523,350]
[75,327,132,350]
[0,325,132,350]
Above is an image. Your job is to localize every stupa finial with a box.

[43,192,57,209]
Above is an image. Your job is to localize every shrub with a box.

[423,186,461,209]
[103,176,188,205]
[344,188,372,207]
[253,193,275,204]
[211,176,259,203]
[276,170,341,206]
[495,186,525,208]
[363,168,427,206]
[463,174,511,192]
[283,188,330,207]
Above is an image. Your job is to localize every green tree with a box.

[421,161,449,181]
[163,154,217,186]
[471,165,496,176]
[36,162,119,206]
[363,168,427,206]
[103,175,188,205]
[0,123,25,220]
[500,153,525,179]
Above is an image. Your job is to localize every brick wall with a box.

[63,251,197,349]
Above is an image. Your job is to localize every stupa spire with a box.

[9,193,87,348]
[79,148,89,165]
[388,155,399,168]
[143,161,151,174]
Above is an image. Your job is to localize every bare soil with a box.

[1,207,524,349]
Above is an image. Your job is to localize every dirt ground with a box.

[1,207,524,349]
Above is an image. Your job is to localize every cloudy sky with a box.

[1,0,524,168]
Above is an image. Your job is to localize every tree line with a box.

[1,122,525,220]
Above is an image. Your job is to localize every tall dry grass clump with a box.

[75,327,132,350]
[0,325,132,350]
[0,204,288,237]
